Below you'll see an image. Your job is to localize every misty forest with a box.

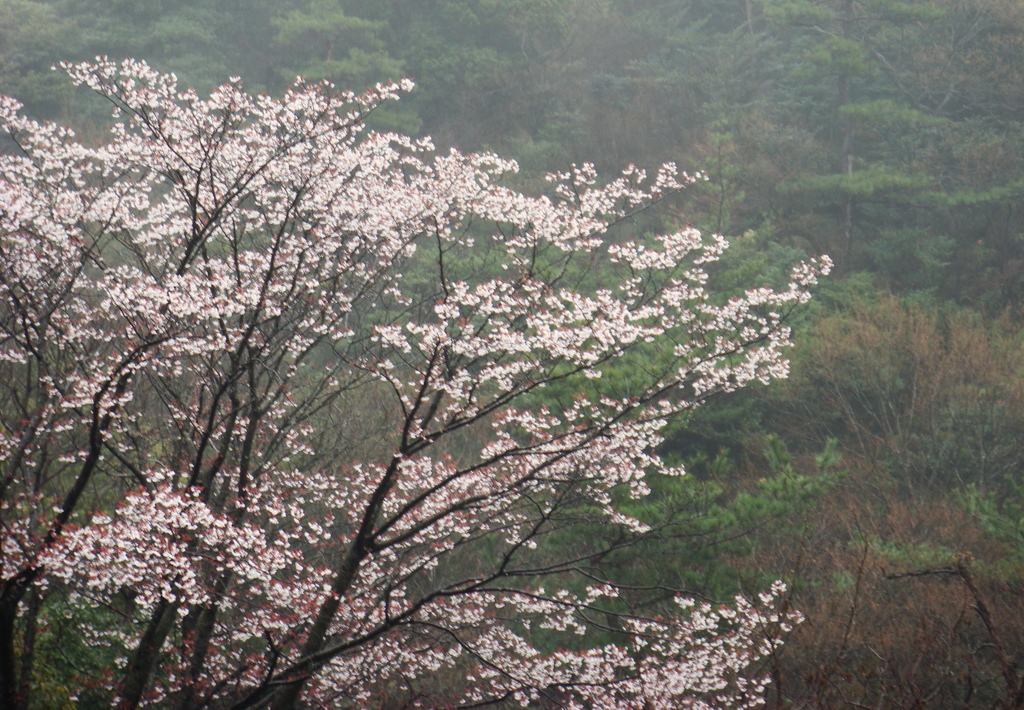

[1,0,1023,708]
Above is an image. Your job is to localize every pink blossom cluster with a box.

[0,58,827,707]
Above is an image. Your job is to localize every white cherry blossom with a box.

[0,58,828,708]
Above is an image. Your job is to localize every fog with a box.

[2,1,1024,707]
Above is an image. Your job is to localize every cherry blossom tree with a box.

[0,58,827,708]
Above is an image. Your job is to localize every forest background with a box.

[2,0,1024,707]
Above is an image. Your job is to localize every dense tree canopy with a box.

[0,58,824,708]
[2,1,1024,707]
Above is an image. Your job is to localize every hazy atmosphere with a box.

[1,0,1023,707]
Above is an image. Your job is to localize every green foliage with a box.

[961,482,1024,555]
[856,532,957,570]
[272,0,402,85]
[619,435,842,598]
[0,0,75,116]
[28,589,131,707]
[863,0,946,23]
[781,165,932,198]
[758,0,834,24]
[512,432,842,662]
[864,228,954,292]
[807,36,872,76]
[839,99,949,128]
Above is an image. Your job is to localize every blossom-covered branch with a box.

[0,58,827,708]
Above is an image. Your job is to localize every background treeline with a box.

[4,0,1024,707]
